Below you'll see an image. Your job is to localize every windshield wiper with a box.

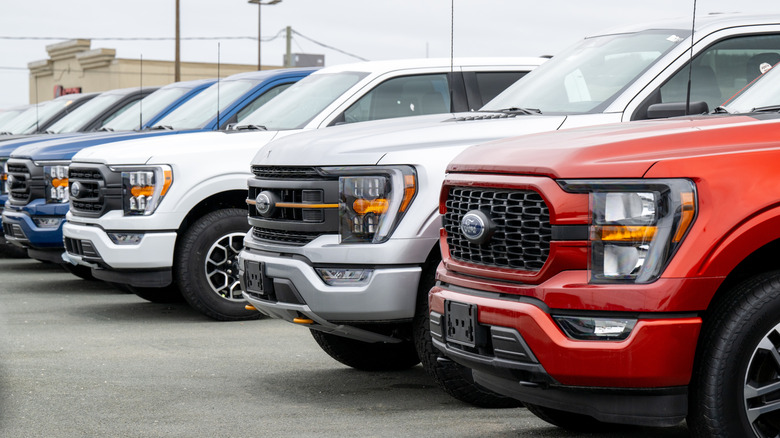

[489,107,542,115]
[0,131,12,135]
[97,126,114,132]
[149,125,174,131]
[750,105,780,113]
[233,124,267,131]
[712,106,732,114]
[44,129,57,134]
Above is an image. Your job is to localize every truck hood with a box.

[73,129,281,165]
[0,132,87,158]
[10,130,199,161]
[448,115,770,179]
[254,112,567,166]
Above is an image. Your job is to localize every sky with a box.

[2,0,780,108]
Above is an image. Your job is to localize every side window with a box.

[473,71,527,105]
[654,34,780,114]
[341,74,451,124]
[236,83,294,123]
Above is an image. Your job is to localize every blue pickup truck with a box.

[1,68,315,269]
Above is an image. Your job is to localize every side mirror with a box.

[647,101,709,119]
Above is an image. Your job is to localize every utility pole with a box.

[285,26,292,67]
[248,0,282,70]
[175,0,180,81]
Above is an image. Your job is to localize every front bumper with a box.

[239,244,424,343]
[62,221,176,287]
[2,201,68,250]
[429,278,702,427]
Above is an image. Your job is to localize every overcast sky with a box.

[2,0,780,108]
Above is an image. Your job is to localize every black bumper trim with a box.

[473,371,687,427]
[92,268,172,288]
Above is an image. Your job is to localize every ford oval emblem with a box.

[255,191,279,217]
[460,210,493,245]
[70,181,82,198]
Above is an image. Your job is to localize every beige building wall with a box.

[28,39,276,103]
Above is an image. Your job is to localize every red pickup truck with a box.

[430,113,780,436]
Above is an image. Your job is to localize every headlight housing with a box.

[44,165,70,203]
[0,159,7,195]
[559,179,696,284]
[117,165,173,216]
[319,166,417,244]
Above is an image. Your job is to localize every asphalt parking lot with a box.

[0,256,691,437]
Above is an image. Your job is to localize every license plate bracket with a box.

[243,260,266,295]
[445,300,477,348]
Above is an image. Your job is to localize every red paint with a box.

[434,115,780,391]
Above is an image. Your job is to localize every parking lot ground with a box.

[0,257,690,437]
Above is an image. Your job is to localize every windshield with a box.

[724,62,780,113]
[2,97,79,135]
[46,93,127,134]
[153,79,259,130]
[102,87,190,131]
[483,29,686,114]
[0,108,27,131]
[238,72,368,130]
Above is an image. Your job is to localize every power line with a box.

[0,33,285,42]
[291,30,369,62]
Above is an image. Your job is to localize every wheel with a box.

[310,329,420,371]
[61,263,95,281]
[413,250,521,408]
[128,284,184,304]
[689,271,780,438]
[174,208,259,321]
[524,403,616,432]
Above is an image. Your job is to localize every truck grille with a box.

[68,165,122,218]
[251,228,324,246]
[444,187,551,271]
[247,166,339,246]
[6,161,39,204]
[251,166,322,179]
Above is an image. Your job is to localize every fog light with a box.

[315,268,372,286]
[32,217,63,228]
[553,316,637,341]
[107,232,144,245]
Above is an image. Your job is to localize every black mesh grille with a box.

[444,187,551,271]
[251,166,322,179]
[251,227,323,246]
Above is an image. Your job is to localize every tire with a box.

[413,251,521,408]
[689,271,780,438]
[174,208,259,321]
[128,284,184,304]
[61,263,95,281]
[310,329,420,371]
[524,403,617,432]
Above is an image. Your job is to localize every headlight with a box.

[44,165,69,203]
[319,166,417,244]
[0,159,7,194]
[559,179,696,284]
[118,165,173,216]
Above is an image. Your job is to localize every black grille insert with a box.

[444,187,551,271]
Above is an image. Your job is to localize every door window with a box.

[342,74,451,124]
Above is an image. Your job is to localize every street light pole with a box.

[247,0,282,71]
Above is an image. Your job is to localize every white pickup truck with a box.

[61,57,544,321]
[238,14,780,407]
